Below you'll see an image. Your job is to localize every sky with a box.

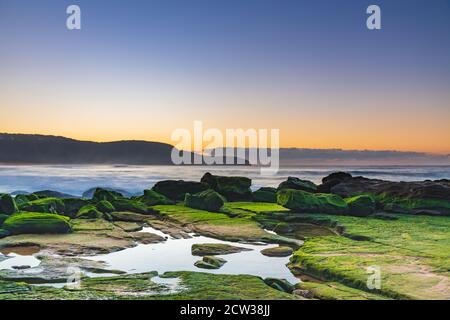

[0,0,449,154]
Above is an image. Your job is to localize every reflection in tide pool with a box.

[87,227,299,284]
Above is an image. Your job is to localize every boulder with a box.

[18,197,65,214]
[317,172,353,193]
[201,172,252,201]
[135,189,173,206]
[264,278,294,293]
[0,214,9,225]
[0,194,18,215]
[2,212,72,234]
[344,195,376,217]
[323,175,450,216]
[92,188,124,202]
[110,199,149,214]
[191,243,251,256]
[194,256,227,269]
[83,187,132,199]
[252,187,278,203]
[185,189,225,212]
[96,200,115,213]
[277,177,317,193]
[152,180,209,201]
[60,198,91,217]
[14,194,39,207]
[277,189,348,214]
[0,229,10,239]
[260,246,293,257]
[76,205,105,219]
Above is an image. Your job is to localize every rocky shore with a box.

[0,172,449,300]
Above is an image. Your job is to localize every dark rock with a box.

[191,243,251,256]
[194,256,227,269]
[134,189,173,206]
[344,195,376,217]
[0,228,11,239]
[260,246,293,257]
[277,189,348,214]
[152,180,209,201]
[12,265,31,270]
[277,177,317,193]
[252,187,278,203]
[264,278,294,293]
[92,188,124,202]
[317,172,353,193]
[0,194,18,215]
[14,194,39,207]
[185,189,225,212]
[201,172,252,201]
[83,187,132,199]
[372,213,398,220]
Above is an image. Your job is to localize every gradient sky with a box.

[0,0,449,153]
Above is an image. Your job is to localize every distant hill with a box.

[1,134,448,166]
[0,134,174,165]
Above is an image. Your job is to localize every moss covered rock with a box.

[192,243,251,256]
[76,205,105,219]
[3,212,72,234]
[185,189,225,212]
[264,278,294,293]
[111,199,149,214]
[344,195,376,216]
[277,189,348,214]
[96,200,115,213]
[0,214,9,225]
[194,256,227,269]
[0,194,18,215]
[0,228,11,239]
[378,194,450,216]
[14,194,39,207]
[152,180,209,201]
[260,246,293,257]
[201,172,252,201]
[135,189,173,206]
[61,198,91,217]
[18,197,65,214]
[277,177,317,193]
[92,188,124,202]
[252,187,278,203]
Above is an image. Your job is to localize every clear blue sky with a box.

[1,0,449,152]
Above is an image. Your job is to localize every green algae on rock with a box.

[277,189,348,214]
[18,197,65,214]
[192,243,251,256]
[3,212,72,235]
[134,189,173,206]
[201,172,252,201]
[277,177,317,193]
[152,180,209,201]
[194,256,227,269]
[185,189,225,212]
[0,194,19,215]
[344,194,376,217]
[252,187,278,203]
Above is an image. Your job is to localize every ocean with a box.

[0,165,449,197]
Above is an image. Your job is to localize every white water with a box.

[0,164,449,197]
